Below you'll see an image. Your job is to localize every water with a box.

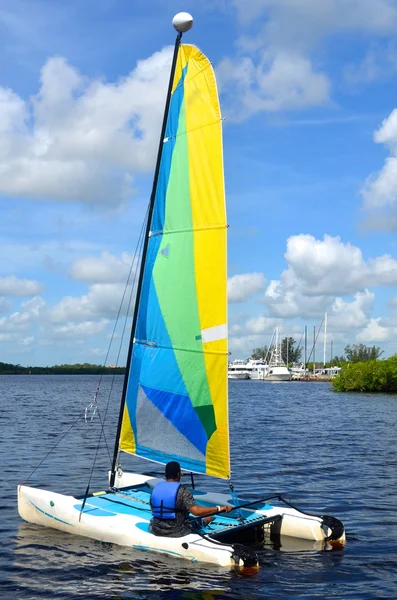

[1,376,396,599]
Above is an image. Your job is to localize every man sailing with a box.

[150,461,232,537]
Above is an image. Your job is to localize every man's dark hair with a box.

[165,461,181,479]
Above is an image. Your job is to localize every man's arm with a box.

[179,487,232,517]
[190,504,232,517]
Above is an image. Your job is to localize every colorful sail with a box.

[119,44,229,479]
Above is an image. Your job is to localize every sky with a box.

[2,0,397,366]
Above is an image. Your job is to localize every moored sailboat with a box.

[18,13,345,568]
[265,327,291,381]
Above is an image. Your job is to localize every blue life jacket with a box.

[151,481,181,519]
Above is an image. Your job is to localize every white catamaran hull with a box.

[17,483,241,568]
[18,472,345,569]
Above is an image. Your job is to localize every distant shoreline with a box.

[0,362,126,375]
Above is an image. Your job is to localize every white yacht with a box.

[264,328,291,382]
[227,360,250,380]
[246,359,268,380]
[266,365,291,381]
[290,363,307,379]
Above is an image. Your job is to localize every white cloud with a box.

[228,272,266,302]
[344,42,397,85]
[0,239,102,275]
[0,49,173,206]
[0,298,12,313]
[374,108,397,146]
[356,317,390,342]
[0,296,46,332]
[229,334,263,359]
[219,0,397,120]
[0,275,42,296]
[362,156,397,210]
[361,108,397,222]
[69,251,137,284]
[260,234,397,335]
[330,290,374,329]
[245,315,279,334]
[0,333,13,342]
[264,284,328,318]
[53,320,109,339]
[19,336,34,346]
[232,0,397,40]
[273,234,397,298]
[49,283,132,322]
[218,53,329,120]
[87,347,107,357]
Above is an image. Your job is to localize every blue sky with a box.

[2,0,397,366]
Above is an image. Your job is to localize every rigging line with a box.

[164,117,222,142]
[187,494,292,522]
[20,408,88,484]
[150,223,227,237]
[80,205,149,507]
[111,206,149,376]
[296,331,304,357]
[134,341,228,355]
[87,203,147,419]
[97,204,149,463]
[20,402,111,485]
[306,316,325,365]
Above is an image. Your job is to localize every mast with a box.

[286,336,289,367]
[323,311,327,367]
[304,326,307,377]
[109,15,191,489]
[274,326,279,365]
[313,325,316,375]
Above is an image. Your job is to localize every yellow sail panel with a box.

[120,406,136,454]
[183,45,229,478]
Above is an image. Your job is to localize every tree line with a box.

[0,362,126,375]
[333,355,397,392]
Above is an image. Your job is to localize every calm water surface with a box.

[1,375,396,599]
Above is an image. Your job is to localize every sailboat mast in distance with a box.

[109,16,191,489]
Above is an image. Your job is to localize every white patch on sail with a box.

[201,324,227,343]
[136,387,206,463]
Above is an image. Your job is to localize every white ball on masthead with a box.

[172,12,193,33]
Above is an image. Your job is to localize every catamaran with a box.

[18,13,345,569]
